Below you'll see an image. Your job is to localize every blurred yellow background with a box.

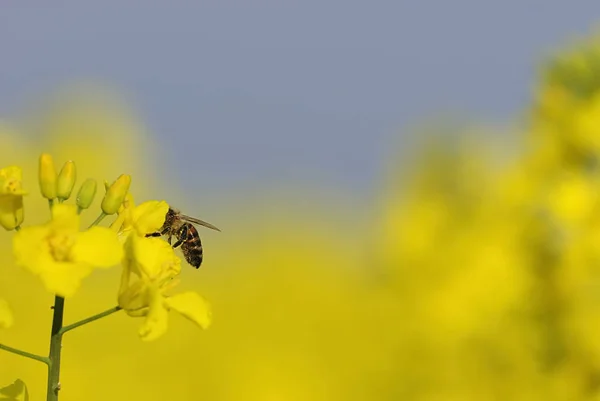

[5,26,600,401]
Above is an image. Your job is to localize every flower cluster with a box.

[2,153,211,340]
[113,197,211,341]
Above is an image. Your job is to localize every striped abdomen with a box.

[181,223,203,268]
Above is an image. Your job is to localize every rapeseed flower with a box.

[0,166,26,231]
[111,196,168,241]
[13,203,123,298]
[119,231,211,341]
[112,195,210,340]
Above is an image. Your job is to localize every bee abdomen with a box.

[189,249,203,269]
[178,223,206,269]
[183,245,203,269]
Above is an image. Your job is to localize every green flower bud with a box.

[76,178,97,211]
[39,153,57,199]
[101,174,131,215]
[57,160,77,201]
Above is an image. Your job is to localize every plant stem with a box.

[46,296,64,401]
[60,306,122,335]
[0,343,49,365]
[88,212,107,228]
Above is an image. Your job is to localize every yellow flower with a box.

[0,298,13,328]
[0,166,26,231]
[119,235,211,341]
[111,196,169,241]
[13,203,123,298]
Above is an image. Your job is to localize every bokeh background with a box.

[3,2,600,400]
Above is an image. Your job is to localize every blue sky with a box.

[2,1,600,199]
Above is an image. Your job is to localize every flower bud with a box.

[101,174,131,215]
[57,160,77,201]
[76,178,97,211]
[39,153,57,199]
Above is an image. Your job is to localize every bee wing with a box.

[180,214,221,232]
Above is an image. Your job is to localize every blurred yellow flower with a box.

[119,234,211,341]
[0,298,13,328]
[13,203,123,298]
[545,171,599,227]
[0,166,26,231]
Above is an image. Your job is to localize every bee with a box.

[146,207,220,269]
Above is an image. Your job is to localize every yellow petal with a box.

[50,203,80,232]
[0,194,24,231]
[0,166,22,181]
[72,226,123,267]
[0,166,27,196]
[13,226,52,275]
[165,291,211,329]
[139,286,168,341]
[0,299,14,328]
[118,278,148,312]
[132,200,168,235]
[39,261,94,298]
[131,235,179,278]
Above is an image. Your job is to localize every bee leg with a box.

[171,225,189,249]
[145,226,170,238]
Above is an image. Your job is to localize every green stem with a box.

[46,296,64,401]
[14,225,20,232]
[48,199,54,208]
[88,212,107,228]
[0,343,49,365]
[60,306,122,335]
